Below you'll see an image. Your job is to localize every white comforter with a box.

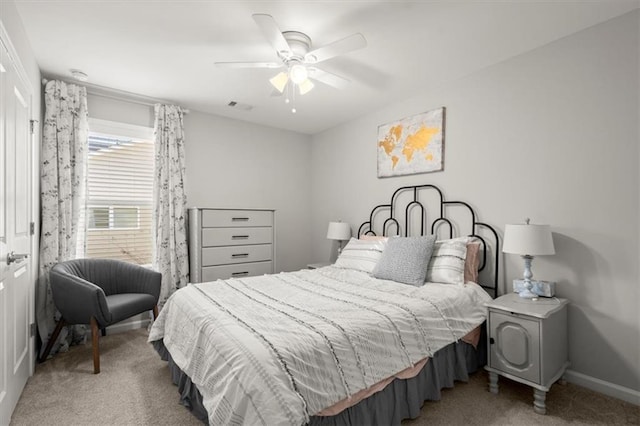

[148,266,491,426]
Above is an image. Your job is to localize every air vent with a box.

[227,101,253,111]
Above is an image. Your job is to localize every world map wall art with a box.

[377,107,445,178]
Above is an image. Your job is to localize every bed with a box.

[149,184,500,425]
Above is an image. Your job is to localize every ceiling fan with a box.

[215,14,367,108]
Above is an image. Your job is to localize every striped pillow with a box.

[334,238,387,274]
[426,237,469,284]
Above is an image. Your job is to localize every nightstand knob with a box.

[489,337,495,344]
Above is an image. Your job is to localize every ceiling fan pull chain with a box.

[290,84,297,114]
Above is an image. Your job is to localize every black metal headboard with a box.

[357,184,499,296]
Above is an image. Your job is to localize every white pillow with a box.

[334,237,387,274]
[425,237,469,284]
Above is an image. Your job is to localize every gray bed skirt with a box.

[152,332,486,426]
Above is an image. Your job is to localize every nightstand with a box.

[307,262,331,269]
[485,293,569,414]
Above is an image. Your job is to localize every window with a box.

[82,119,155,266]
[88,206,140,230]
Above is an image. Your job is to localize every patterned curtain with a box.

[153,104,189,306]
[36,80,88,354]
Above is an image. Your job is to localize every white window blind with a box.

[84,130,154,266]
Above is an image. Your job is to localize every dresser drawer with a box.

[202,244,272,266]
[202,261,273,281]
[202,209,273,228]
[202,227,273,246]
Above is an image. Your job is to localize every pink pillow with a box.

[360,235,388,241]
[464,241,481,283]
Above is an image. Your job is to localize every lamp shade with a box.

[298,78,314,95]
[327,222,351,241]
[503,223,555,256]
[269,72,288,93]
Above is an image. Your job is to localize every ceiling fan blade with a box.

[304,33,367,64]
[214,61,282,69]
[308,67,350,89]
[252,14,292,58]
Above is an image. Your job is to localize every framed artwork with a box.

[377,107,445,178]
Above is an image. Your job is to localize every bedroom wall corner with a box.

[310,9,640,398]
[184,111,313,273]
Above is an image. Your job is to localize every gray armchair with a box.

[39,258,162,373]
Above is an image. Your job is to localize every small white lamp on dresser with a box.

[307,222,351,269]
[502,218,556,299]
[326,221,351,257]
[486,219,568,415]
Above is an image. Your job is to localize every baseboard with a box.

[564,369,640,405]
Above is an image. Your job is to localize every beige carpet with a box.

[10,329,639,426]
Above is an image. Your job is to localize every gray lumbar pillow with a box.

[372,235,437,286]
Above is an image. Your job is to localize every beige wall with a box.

[310,11,639,396]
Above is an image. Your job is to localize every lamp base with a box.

[518,287,538,299]
[518,256,538,299]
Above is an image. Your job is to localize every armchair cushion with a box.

[106,294,157,325]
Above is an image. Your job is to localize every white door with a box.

[0,39,34,426]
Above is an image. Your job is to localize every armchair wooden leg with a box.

[152,305,159,320]
[90,317,100,374]
[39,318,66,363]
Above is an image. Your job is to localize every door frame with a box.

[0,19,37,375]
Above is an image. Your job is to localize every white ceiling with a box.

[13,0,639,135]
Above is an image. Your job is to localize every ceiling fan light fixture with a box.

[298,79,314,95]
[269,71,289,93]
[289,64,308,85]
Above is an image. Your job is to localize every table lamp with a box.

[502,219,555,299]
[326,221,351,255]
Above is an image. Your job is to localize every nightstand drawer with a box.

[202,245,272,266]
[489,311,540,384]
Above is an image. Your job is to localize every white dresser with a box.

[188,208,275,283]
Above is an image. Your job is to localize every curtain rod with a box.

[41,77,190,113]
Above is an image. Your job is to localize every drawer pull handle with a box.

[232,235,249,240]
[232,217,249,221]
[232,271,249,276]
[232,253,249,258]
[489,337,495,345]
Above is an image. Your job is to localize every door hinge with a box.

[29,119,38,135]
[30,222,35,235]
[30,323,36,338]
